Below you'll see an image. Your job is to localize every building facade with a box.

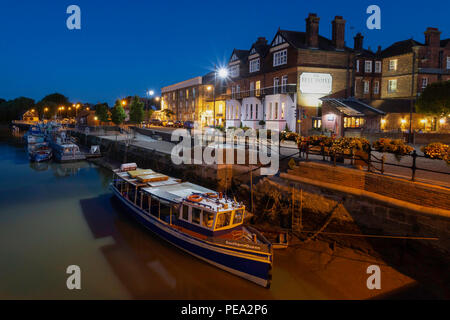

[225,14,356,135]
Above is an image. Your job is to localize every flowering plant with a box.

[421,142,450,164]
[329,137,370,154]
[372,138,414,161]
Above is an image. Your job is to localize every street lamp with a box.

[147,90,154,97]
[213,66,229,126]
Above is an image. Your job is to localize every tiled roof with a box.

[278,30,353,52]
[321,98,385,116]
[381,39,423,58]
[367,99,415,113]
[441,38,450,47]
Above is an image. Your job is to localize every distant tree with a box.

[111,100,126,125]
[41,93,70,106]
[145,109,154,122]
[416,81,450,116]
[162,109,175,119]
[0,97,35,122]
[0,98,5,104]
[95,103,110,123]
[129,96,145,124]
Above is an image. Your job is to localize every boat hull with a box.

[111,185,272,287]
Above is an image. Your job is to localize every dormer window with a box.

[273,34,285,46]
[249,58,260,73]
[230,65,239,78]
[273,49,287,67]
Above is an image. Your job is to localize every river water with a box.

[0,128,337,299]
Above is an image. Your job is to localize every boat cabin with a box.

[112,167,246,237]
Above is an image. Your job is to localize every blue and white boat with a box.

[111,164,273,287]
[24,125,45,144]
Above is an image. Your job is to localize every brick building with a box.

[225,13,356,134]
[160,74,226,126]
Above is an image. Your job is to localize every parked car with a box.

[183,121,195,129]
[150,119,162,126]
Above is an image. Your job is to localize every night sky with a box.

[0,0,448,105]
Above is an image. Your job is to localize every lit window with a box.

[273,49,287,66]
[274,103,278,120]
[389,59,398,71]
[202,211,214,228]
[365,61,372,73]
[388,79,397,93]
[232,210,244,225]
[249,58,260,73]
[215,212,231,229]
[256,81,261,96]
[281,103,285,119]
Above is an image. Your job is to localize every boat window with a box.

[192,207,201,224]
[202,210,214,228]
[232,209,244,225]
[182,205,189,220]
[215,211,232,229]
[160,203,171,221]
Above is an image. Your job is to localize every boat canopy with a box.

[142,182,213,205]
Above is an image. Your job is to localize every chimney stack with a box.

[424,27,441,47]
[353,32,364,51]
[305,13,320,48]
[332,16,346,50]
[256,37,267,45]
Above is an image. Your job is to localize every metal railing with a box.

[227,84,297,100]
[296,143,450,182]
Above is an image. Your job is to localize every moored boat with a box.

[29,144,52,162]
[110,164,273,287]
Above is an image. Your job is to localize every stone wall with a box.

[287,161,450,210]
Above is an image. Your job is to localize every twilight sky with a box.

[0,0,448,105]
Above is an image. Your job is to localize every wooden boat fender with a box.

[187,194,203,202]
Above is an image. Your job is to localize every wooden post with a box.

[250,166,253,213]
[170,207,172,225]
[134,185,138,204]
[299,189,303,229]
[158,200,161,220]
[291,185,295,230]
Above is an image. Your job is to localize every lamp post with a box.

[213,66,228,127]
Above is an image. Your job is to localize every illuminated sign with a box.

[299,73,332,94]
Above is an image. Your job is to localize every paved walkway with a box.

[83,127,450,189]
